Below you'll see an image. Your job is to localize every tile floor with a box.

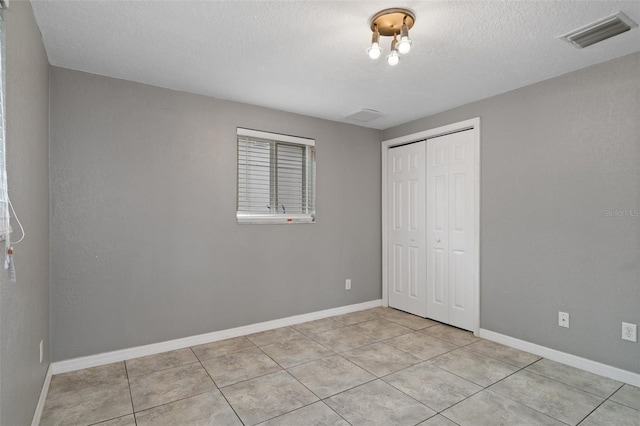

[40,307,640,426]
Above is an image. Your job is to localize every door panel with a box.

[408,246,419,297]
[451,249,465,309]
[392,181,402,230]
[433,248,446,305]
[388,142,426,317]
[434,176,446,230]
[427,136,449,323]
[453,174,465,231]
[427,130,475,331]
[392,244,403,294]
[409,179,419,230]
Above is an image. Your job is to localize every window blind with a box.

[0,10,9,241]
[237,128,315,224]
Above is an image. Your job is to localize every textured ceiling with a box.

[31,1,640,130]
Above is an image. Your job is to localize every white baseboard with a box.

[51,299,382,375]
[31,363,52,426]
[480,329,640,387]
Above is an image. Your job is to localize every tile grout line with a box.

[257,333,339,368]
[439,351,626,425]
[433,412,462,426]
[193,346,246,425]
[481,365,575,425]
[213,367,286,390]
[575,398,609,426]
[426,347,526,387]
[377,335,461,361]
[603,385,640,412]
[131,387,235,419]
[126,351,226,416]
[338,341,424,377]
[201,336,360,402]
[462,341,543,369]
[384,353,558,423]
[319,375,431,425]
[123,348,247,418]
[375,373,450,417]
[277,352,338,371]
[574,382,629,426]
[522,364,623,399]
[189,336,260,363]
[433,371,517,422]
[253,342,371,425]
[309,312,483,416]
[125,359,202,380]
[285,353,368,400]
[292,319,349,338]
[252,323,356,425]
[123,360,138,426]
[388,371,486,416]
[424,359,503,389]
[246,347,338,426]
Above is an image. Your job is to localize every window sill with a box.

[236,214,315,224]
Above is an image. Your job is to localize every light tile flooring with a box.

[41,307,640,426]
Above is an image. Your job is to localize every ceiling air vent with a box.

[559,12,638,48]
[343,108,384,122]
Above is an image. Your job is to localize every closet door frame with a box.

[381,117,481,335]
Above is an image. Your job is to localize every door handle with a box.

[436,239,441,243]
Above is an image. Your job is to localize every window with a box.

[237,128,316,224]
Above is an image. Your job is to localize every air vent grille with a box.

[560,12,637,48]
[343,108,384,122]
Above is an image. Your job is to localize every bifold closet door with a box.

[387,141,427,317]
[426,129,475,331]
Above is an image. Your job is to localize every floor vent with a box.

[559,12,637,48]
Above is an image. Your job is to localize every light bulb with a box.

[367,42,382,59]
[397,36,412,54]
[367,25,382,60]
[387,50,399,66]
[387,35,400,66]
[397,21,412,54]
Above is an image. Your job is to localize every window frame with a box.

[236,128,316,225]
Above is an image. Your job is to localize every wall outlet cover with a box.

[345,279,351,290]
[558,312,569,328]
[622,322,637,342]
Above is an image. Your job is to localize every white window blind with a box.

[0,9,9,241]
[237,128,315,224]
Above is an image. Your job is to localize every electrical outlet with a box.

[345,279,351,290]
[39,340,43,364]
[558,312,569,328]
[622,322,637,342]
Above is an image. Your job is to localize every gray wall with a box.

[50,68,381,361]
[0,1,50,424]
[384,53,640,373]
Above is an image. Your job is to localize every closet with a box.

[384,120,479,332]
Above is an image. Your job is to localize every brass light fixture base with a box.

[369,8,416,36]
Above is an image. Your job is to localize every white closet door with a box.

[426,130,475,331]
[388,141,427,317]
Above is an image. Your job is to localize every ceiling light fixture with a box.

[367,8,416,66]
